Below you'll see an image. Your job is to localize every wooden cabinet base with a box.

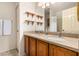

[29,37,37,56]
[24,36,30,56]
[24,35,78,56]
[49,44,77,56]
[37,40,48,56]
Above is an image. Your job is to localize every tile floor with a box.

[0,49,18,56]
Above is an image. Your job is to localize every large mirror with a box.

[48,2,79,34]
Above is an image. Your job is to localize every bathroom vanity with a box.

[24,32,79,56]
[23,2,79,56]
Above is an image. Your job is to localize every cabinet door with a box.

[78,53,79,56]
[29,37,37,56]
[49,44,77,56]
[64,49,77,56]
[53,46,65,56]
[37,40,48,56]
[49,44,65,56]
[24,36,29,56]
[49,44,54,56]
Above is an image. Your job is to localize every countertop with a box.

[24,32,79,52]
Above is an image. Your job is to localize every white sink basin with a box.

[37,34,65,41]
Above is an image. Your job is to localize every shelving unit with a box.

[25,12,43,18]
[25,20,34,25]
[36,14,43,19]
[25,12,35,17]
[24,11,44,31]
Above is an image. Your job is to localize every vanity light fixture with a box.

[38,2,55,8]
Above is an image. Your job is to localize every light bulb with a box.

[46,3,50,7]
[38,2,42,7]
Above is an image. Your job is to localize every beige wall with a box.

[0,2,17,53]
[19,2,36,55]
[19,2,44,55]
[16,3,20,52]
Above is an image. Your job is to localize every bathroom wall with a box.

[19,2,36,55]
[0,2,17,53]
[19,2,44,55]
[16,3,20,52]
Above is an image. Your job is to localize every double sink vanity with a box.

[24,32,79,56]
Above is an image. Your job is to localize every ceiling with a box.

[50,2,77,13]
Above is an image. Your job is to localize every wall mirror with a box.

[35,2,79,37]
[47,2,79,35]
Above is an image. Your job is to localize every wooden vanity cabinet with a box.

[29,37,37,56]
[49,44,54,56]
[78,53,79,56]
[49,44,77,56]
[24,36,30,56]
[37,40,48,56]
[24,35,78,56]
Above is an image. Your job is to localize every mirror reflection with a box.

[48,2,79,34]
